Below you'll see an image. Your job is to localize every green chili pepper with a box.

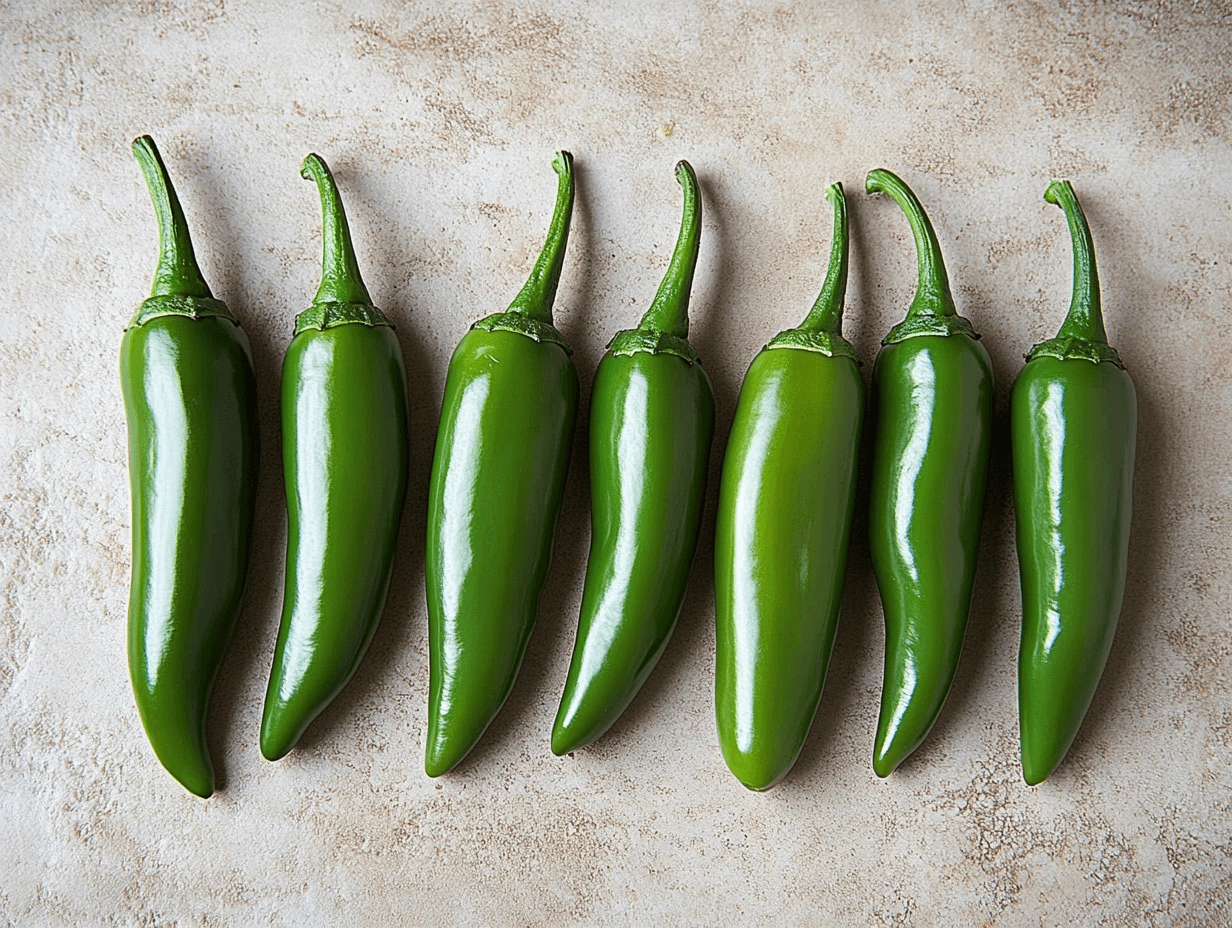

[121,136,260,797]
[866,169,993,778]
[552,161,714,756]
[1013,181,1136,786]
[259,154,409,761]
[714,184,864,791]
[425,152,579,776]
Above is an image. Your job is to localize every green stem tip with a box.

[302,153,372,307]
[638,160,702,340]
[506,150,575,325]
[1044,180,1107,345]
[797,182,849,335]
[132,135,213,301]
[866,168,955,319]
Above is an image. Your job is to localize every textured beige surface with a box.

[2,1,1231,925]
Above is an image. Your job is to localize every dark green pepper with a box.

[425,152,579,776]
[714,184,864,791]
[121,135,260,798]
[866,169,993,778]
[1014,181,1136,786]
[260,154,409,761]
[552,161,714,756]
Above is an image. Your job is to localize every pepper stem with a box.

[302,154,373,307]
[1044,180,1107,345]
[797,183,849,335]
[866,169,955,319]
[506,151,575,325]
[634,160,701,340]
[132,135,213,300]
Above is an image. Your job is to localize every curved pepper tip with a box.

[549,714,595,757]
[163,756,215,798]
[553,149,574,178]
[259,706,304,762]
[1020,739,1064,787]
[871,748,898,780]
[423,752,454,779]
[424,733,470,778]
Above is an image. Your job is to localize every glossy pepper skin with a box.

[425,152,579,776]
[121,136,260,798]
[866,170,993,778]
[715,185,864,791]
[1014,181,1136,786]
[260,155,409,761]
[552,162,714,756]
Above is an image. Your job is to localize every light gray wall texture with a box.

[2,2,1230,925]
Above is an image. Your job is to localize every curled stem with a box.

[302,154,372,307]
[797,183,849,335]
[132,135,213,300]
[637,160,702,339]
[1045,180,1107,345]
[866,168,955,319]
[507,151,575,325]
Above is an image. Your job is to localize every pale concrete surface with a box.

[2,1,1230,925]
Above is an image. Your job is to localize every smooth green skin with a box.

[261,154,409,761]
[553,161,714,755]
[122,136,259,798]
[868,335,992,776]
[865,169,993,778]
[1014,180,1136,786]
[1013,360,1135,785]
[715,349,863,790]
[426,330,578,774]
[425,153,578,776]
[715,183,863,791]
[261,325,409,760]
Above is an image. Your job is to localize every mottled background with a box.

[2,1,1230,925]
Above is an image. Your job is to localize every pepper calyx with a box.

[473,310,572,354]
[607,327,700,363]
[766,327,860,361]
[882,312,979,345]
[1025,335,1124,367]
[127,294,237,329]
[294,301,392,335]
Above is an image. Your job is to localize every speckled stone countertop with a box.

[2,2,1229,925]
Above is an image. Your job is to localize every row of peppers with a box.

[122,136,1135,798]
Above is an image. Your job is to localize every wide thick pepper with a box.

[866,169,993,778]
[425,152,579,776]
[552,161,714,756]
[121,136,260,797]
[1013,181,1136,785]
[714,184,864,790]
[260,155,409,761]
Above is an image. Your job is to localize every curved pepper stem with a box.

[637,160,701,339]
[797,183,849,335]
[507,151,575,325]
[302,154,373,307]
[132,135,213,301]
[1044,180,1107,345]
[866,169,956,319]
